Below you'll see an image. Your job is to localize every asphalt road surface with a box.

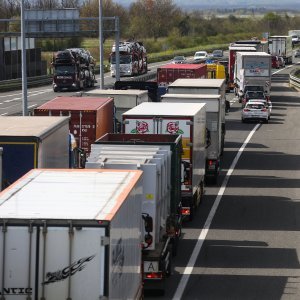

[146,65,300,299]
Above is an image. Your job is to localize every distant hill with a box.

[115,0,300,10]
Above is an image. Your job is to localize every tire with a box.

[241,118,245,123]
[165,251,172,278]
[264,118,269,124]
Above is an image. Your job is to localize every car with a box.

[242,90,267,107]
[278,56,285,68]
[171,56,186,64]
[272,55,280,69]
[247,99,271,119]
[194,51,208,61]
[212,49,223,58]
[294,49,300,58]
[241,101,269,123]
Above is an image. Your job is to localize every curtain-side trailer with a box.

[0,169,143,300]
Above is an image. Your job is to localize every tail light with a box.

[261,108,267,112]
[243,108,250,112]
[145,272,163,279]
[181,207,191,216]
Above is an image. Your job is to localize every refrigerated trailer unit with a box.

[0,169,143,300]
[34,96,114,155]
[161,94,222,183]
[0,116,70,187]
[122,102,206,220]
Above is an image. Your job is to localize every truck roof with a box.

[158,63,206,70]
[36,96,113,111]
[123,102,205,116]
[0,116,69,137]
[169,78,225,88]
[269,35,291,38]
[162,94,220,112]
[0,169,142,221]
[237,52,271,57]
[229,46,257,51]
[85,89,148,96]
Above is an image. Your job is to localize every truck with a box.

[0,168,144,300]
[109,40,147,77]
[0,116,71,188]
[122,102,207,221]
[84,89,149,131]
[156,64,207,87]
[234,52,271,102]
[228,45,257,91]
[268,35,293,64]
[231,39,269,52]
[167,78,226,160]
[34,96,114,156]
[52,48,96,92]
[161,94,223,183]
[85,143,173,293]
[288,30,300,45]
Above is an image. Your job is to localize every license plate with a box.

[144,261,159,272]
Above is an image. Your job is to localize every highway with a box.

[1,58,300,299]
[146,65,300,299]
[0,59,167,116]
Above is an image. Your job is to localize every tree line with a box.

[1,0,300,52]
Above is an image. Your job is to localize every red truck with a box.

[157,63,207,87]
[34,97,114,156]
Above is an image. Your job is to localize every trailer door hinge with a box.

[101,236,110,246]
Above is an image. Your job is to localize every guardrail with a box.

[0,75,53,93]
[0,69,156,93]
[290,69,300,89]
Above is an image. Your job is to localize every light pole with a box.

[21,0,28,116]
[99,0,104,89]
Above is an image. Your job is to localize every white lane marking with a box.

[0,88,53,98]
[172,123,261,300]
[0,112,8,115]
[28,104,37,109]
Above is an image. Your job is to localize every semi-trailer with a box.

[86,144,173,293]
[34,96,114,156]
[234,52,271,102]
[268,35,293,64]
[0,168,144,299]
[161,93,223,183]
[167,78,226,158]
[84,89,149,131]
[122,102,207,221]
[0,116,70,188]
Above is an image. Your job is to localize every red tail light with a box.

[145,272,163,279]
[181,207,190,216]
[243,108,250,112]
[261,108,267,112]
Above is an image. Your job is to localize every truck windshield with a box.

[54,65,75,75]
[111,54,132,64]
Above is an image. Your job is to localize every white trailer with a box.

[122,102,206,221]
[86,145,173,292]
[268,35,293,64]
[84,89,149,131]
[0,169,143,300]
[234,51,271,100]
[167,78,226,161]
[161,94,222,183]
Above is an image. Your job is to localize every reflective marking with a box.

[172,123,261,300]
